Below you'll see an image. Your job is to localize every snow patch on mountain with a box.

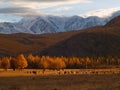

[0,8,120,34]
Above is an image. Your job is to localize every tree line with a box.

[0,54,120,70]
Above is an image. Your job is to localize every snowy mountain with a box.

[0,22,20,34]
[0,8,120,34]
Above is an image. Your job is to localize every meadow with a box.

[0,69,120,90]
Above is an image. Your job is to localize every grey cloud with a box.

[1,0,89,4]
[4,0,71,3]
[20,0,68,1]
[0,0,89,16]
[0,7,40,16]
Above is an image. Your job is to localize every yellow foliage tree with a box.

[51,57,66,69]
[16,54,28,69]
[38,56,49,69]
[0,59,1,68]
[85,57,91,69]
[1,57,10,70]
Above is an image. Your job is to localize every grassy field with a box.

[0,69,120,90]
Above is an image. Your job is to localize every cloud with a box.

[0,0,92,9]
[0,7,41,16]
[4,0,90,3]
[81,7,120,18]
[0,0,92,16]
[53,7,73,12]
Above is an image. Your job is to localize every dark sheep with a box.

[32,71,37,74]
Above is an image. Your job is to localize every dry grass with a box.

[0,31,79,56]
[0,69,120,90]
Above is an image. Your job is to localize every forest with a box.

[0,54,120,70]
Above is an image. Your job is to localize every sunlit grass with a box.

[0,69,120,90]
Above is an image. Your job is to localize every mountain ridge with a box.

[0,9,120,34]
[0,15,120,57]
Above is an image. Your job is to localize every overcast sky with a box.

[0,0,120,22]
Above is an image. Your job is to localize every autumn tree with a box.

[85,57,91,69]
[52,57,66,69]
[117,58,120,65]
[38,56,51,69]
[0,59,2,68]
[16,54,28,70]
[10,58,18,71]
[1,57,10,70]
[27,54,37,68]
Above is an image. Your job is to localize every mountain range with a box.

[0,15,120,57]
[0,9,120,34]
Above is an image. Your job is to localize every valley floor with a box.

[0,69,120,90]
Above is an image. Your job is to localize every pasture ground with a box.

[0,69,120,90]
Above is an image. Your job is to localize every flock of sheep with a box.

[24,69,120,75]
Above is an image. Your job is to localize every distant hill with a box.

[0,31,80,56]
[41,27,120,57]
[40,16,120,57]
[105,16,120,27]
[0,15,120,57]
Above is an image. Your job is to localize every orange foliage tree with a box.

[1,57,10,70]
[0,59,1,68]
[16,54,28,70]
[0,54,120,69]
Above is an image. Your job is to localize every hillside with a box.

[0,16,120,57]
[0,31,80,56]
[41,27,120,57]
[40,16,120,57]
[105,16,120,27]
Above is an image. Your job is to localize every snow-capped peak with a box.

[0,8,120,34]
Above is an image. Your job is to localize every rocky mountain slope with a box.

[0,9,120,34]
